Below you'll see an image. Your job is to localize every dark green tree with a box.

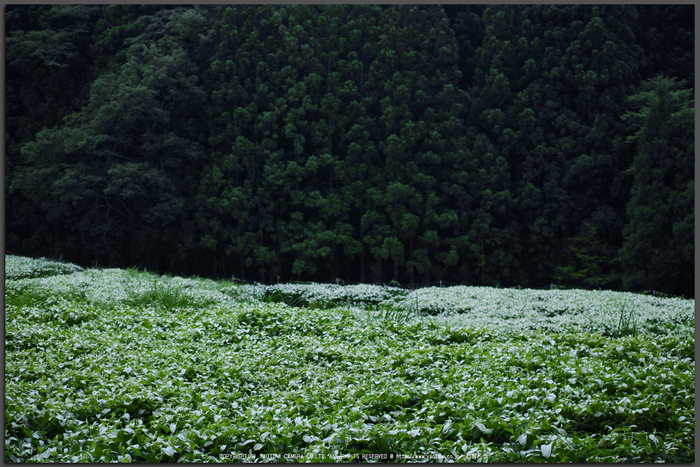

[11,7,211,270]
[633,5,694,86]
[554,221,618,289]
[459,133,521,286]
[359,5,466,284]
[618,76,694,296]
[470,5,645,287]
[443,5,487,89]
[204,5,286,281]
[6,5,103,256]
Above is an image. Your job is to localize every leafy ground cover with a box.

[4,255,695,462]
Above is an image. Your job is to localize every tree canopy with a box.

[6,5,694,297]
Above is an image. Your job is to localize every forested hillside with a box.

[5,5,694,296]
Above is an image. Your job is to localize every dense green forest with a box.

[5,5,694,296]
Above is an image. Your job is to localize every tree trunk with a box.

[360,249,366,283]
[409,238,414,287]
[221,249,225,279]
[331,244,339,281]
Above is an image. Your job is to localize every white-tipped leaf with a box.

[541,443,553,458]
[475,422,493,435]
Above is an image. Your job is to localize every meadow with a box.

[4,255,695,462]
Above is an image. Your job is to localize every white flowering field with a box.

[4,255,695,462]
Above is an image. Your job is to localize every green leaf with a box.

[475,422,493,435]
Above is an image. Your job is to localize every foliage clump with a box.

[5,254,84,280]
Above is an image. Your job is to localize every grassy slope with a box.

[4,255,695,462]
